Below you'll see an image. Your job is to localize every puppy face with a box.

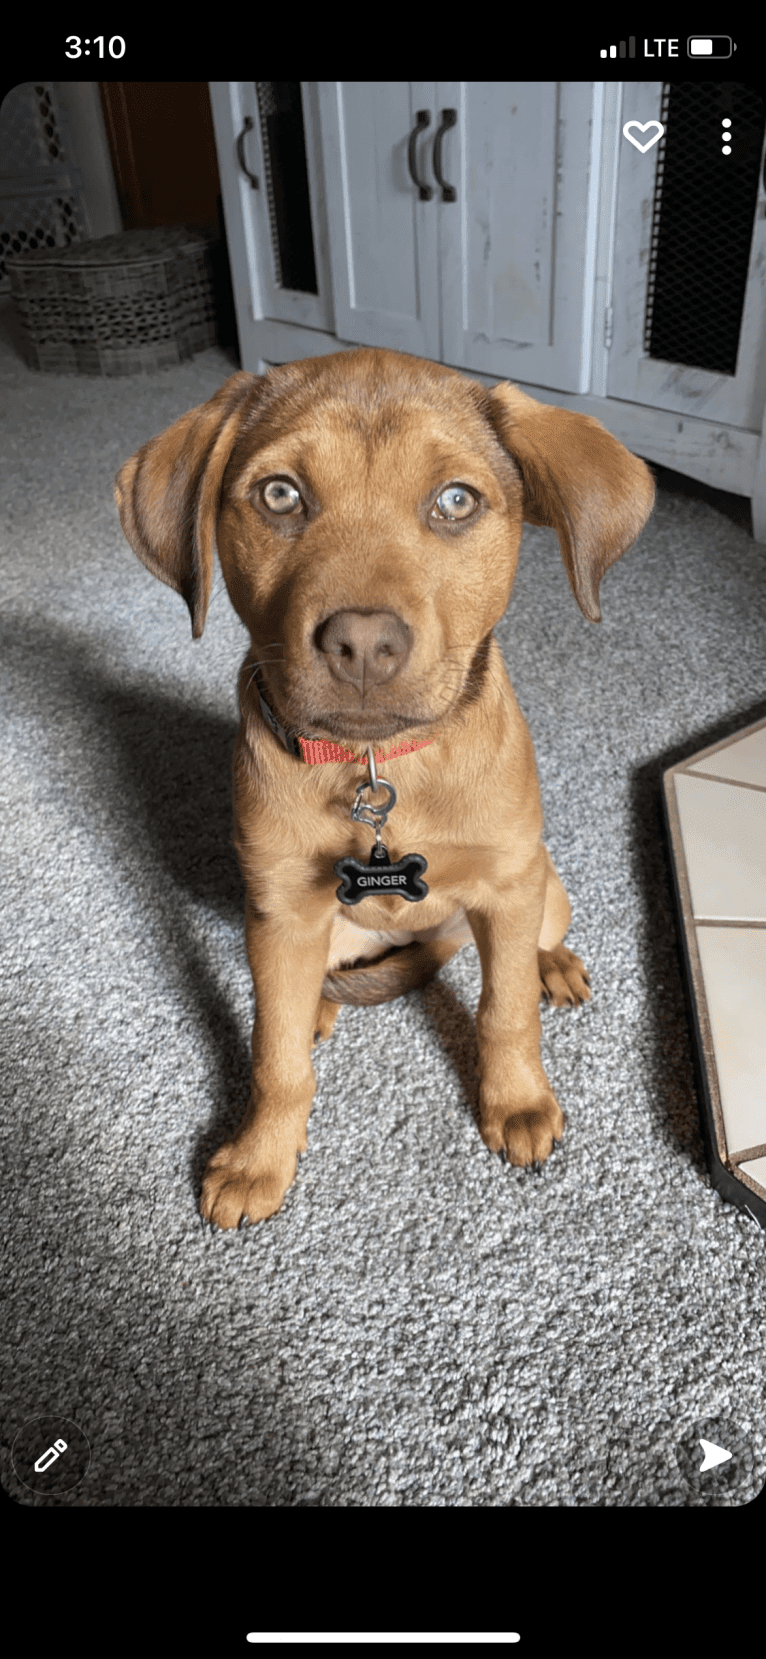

[215,356,525,745]
[114,346,655,752]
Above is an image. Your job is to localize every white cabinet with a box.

[210,81,766,540]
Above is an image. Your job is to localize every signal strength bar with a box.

[600,38,636,57]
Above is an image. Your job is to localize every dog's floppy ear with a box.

[114,371,259,638]
[485,381,655,622]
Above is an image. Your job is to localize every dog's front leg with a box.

[467,852,565,1167]
[200,896,333,1229]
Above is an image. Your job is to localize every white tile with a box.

[695,927,766,1155]
[739,1156,766,1197]
[689,723,766,787]
[674,773,766,922]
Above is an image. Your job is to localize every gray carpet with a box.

[2,297,765,1508]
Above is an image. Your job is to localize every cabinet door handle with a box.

[407,110,433,201]
[433,108,457,202]
[236,115,259,190]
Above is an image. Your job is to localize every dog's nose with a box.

[317,609,411,689]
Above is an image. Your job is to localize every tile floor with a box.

[663,717,766,1210]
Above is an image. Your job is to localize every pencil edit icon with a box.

[34,1436,68,1472]
[11,1417,91,1496]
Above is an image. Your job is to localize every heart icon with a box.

[623,120,664,153]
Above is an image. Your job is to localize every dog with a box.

[114,347,655,1229]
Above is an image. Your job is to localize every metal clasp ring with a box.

[348,745,397,846]
[350,778,397,829]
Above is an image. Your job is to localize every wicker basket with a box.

[6,226,220,376]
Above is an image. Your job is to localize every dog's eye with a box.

[262,479,302,514]
[434,484,477,521]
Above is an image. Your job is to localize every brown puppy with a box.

[114,347,654,1229]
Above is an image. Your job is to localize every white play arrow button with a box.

[699,1438,732,1471]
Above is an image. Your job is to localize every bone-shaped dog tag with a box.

[334,843,428,906]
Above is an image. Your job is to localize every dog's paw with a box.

[313,996,341,1045]
[538,944,591,1007]
[200,1144,296,1230]
[478,1091,565,1167]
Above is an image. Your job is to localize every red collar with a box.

[297,734,431,765]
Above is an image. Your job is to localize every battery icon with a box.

[688,37,735,57]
